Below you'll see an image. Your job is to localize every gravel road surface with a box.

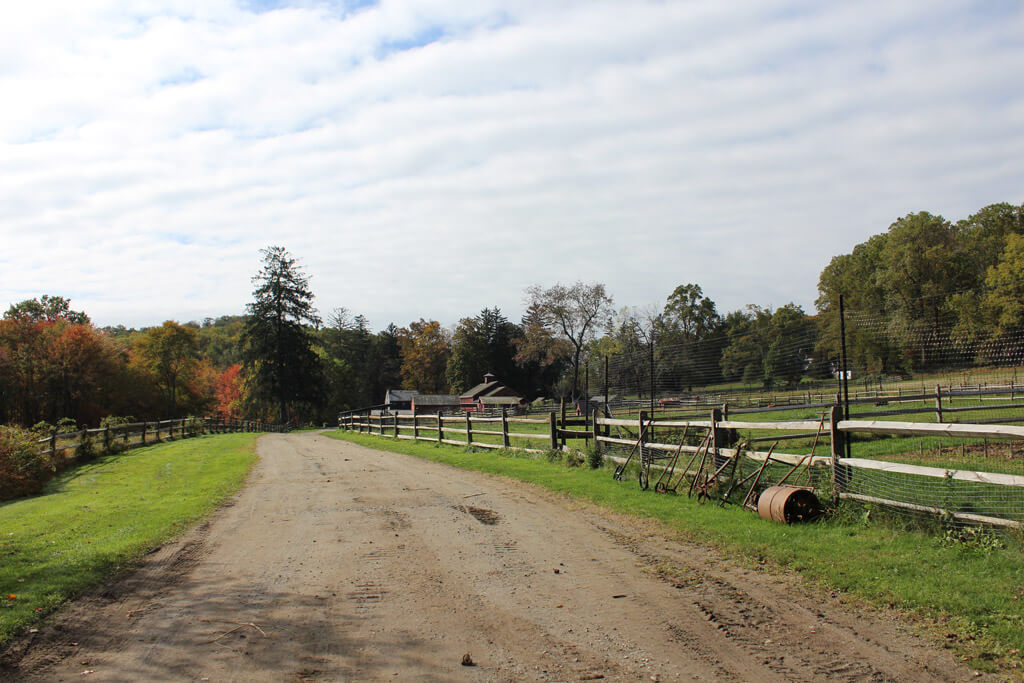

[4,432,980,681]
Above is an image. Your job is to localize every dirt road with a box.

[5,433,979,681]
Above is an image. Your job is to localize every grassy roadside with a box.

[328,429,1024,673]
[0,433,258,644]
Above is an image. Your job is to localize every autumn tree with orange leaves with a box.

[397,319,452,394]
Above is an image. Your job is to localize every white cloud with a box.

[1,0,1023,329]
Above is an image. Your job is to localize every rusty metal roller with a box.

[757,485,823,524]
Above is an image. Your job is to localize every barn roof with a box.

[460,381,503,399]
[385,389,419,403]
[480,396,523,405]
[412,394,461,405]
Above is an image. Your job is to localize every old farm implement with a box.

[609,411,827,524]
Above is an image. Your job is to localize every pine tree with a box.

[241,246,323,424]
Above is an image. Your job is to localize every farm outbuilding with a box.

[410,394,462,414]
[459,373,526,413]
[384,389,419,413]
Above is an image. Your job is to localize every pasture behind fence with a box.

[338,407,589,453]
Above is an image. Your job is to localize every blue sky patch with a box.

[159,67,203,88]
[244,0,378,16]
[376,25,446,59]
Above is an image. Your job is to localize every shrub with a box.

[586,447,604,470]
[77,429,96,460]
[0,425,54,500]
[99,415,133,454]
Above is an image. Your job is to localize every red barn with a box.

[459,373,525,413]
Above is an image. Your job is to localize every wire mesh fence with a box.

[587,291,1024,528]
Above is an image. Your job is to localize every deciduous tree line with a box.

[2,202,1021,428]
[0,296,245,428]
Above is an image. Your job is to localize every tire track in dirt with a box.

[2,432,986,681]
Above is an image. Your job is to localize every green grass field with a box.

[0,433,258,644]
[328,429,1024,672]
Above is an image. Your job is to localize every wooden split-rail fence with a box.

[340,403,1024,529]
[338,407,591,453]
[36,416,288,461]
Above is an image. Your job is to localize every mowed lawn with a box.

[0,433,258,644]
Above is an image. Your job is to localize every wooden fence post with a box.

[466,412,473,446]
[393,413,399,438]
[412,409,419,440]
[935,384,943,424]
[592,407,600,457]
[501,408,510,449]
[437,413,444,443]
[830,405,844,506]
[560,399,567,448]
[549,411,558,451]
[711,407,723,472]
[141,422,147,445]
[50,428,57,459]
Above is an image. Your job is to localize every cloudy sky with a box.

[2,0,1022,330]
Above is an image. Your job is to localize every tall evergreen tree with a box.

[447,308,521,392]
[240,246,323,423]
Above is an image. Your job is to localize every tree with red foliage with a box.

[0,313,120,425]
[214,364,243,418]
